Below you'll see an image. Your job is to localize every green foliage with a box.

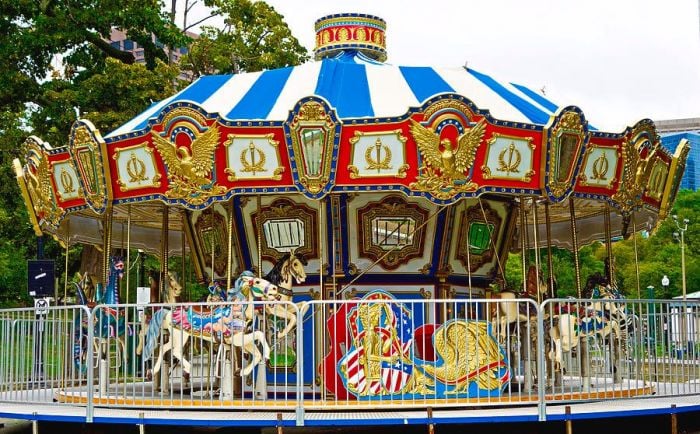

[180,0,309,77]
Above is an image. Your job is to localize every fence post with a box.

[295,302,305,426]
[85,306,95,423]
[537,300,546,422]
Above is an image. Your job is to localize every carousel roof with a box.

[108,51,560,139]
[13,13,690,265]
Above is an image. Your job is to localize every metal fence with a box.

[0,297,698,422]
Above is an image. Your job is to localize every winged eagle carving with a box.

[151,124,220,186]
[421,320,505,392]
[409,118,487,180]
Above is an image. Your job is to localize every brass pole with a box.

[181,211,186,300]
[604,204,614,284]
[544,201,555,298]
[64,230,69,306]
[465,200,473,300]
[319,198,324,298]
[160,204,169,302]
[569,197,582,298]
[632,214,641,299]
[103,207,113,289]
[257,195,262,278]
[532,199,541,304]
[519,197,528,294]
[226,198,235,292]
[126,205,131,305]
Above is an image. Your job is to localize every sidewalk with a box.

[0,418,30,434]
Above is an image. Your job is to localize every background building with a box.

[656,117,699,191]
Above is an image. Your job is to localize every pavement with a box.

[0,418,31,434]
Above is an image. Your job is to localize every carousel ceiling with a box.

[13,13,690,259]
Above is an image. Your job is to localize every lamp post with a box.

[672,215,690,354]
[672,215,689,301]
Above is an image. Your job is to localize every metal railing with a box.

[0,297,698,424]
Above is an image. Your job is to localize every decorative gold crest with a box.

[287,99,339,197]
[578,144,618,189]
[659,139,690,220]
[20,137,62,229]
[51,161,81,201]
[482,133,535,182]
[224,133,284,181]
[612,120,659,211]
[113,142,162,192]
[409,114,487,200]
[69,120,111,213]
[348,130,409,179]
[543,109,589,200]
[151,121,226,205]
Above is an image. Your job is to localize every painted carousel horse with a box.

[549,272,626,385]
[491,266,557,389]
[135,271,183,357]
[141,272,277,383]
[73,257,132,368]
[263,251,309,339]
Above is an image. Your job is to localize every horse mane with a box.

[264,253,289,285]
[583,272,609,298]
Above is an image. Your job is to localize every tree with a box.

[180,0,308,77]
[0,1,308,306]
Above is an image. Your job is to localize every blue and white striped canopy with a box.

[107,51,560,138]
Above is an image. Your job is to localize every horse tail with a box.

[142,309,167,362]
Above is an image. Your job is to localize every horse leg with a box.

[232,333,263,377]
[275,308,297,340]
[170,329,191,381]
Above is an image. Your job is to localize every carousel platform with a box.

[1,391,699,428]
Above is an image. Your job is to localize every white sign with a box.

[34,297,50,316]
[136,287,151,321]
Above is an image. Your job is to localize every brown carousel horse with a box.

[263,251,309,339]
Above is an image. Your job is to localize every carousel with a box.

[4,12,698,429]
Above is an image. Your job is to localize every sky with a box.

[255,0,700,132]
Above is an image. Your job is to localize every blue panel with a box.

[399,66,454,103]
[227,67,294,119]
[175,75,232,104]
[468,68,550,124]
[315,60,373,117]
[511,82,558,112]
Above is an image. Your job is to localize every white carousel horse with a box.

[492,265,549,343]
[262,251,309,339]
[491,266,555,389]
[141,272,277,383]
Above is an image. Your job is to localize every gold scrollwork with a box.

[545,111,587,198]
[288,100,336,195]
[23,138,62,228]
[612,121,660,211]
[59,167,75,194]
[70,122,109,211]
